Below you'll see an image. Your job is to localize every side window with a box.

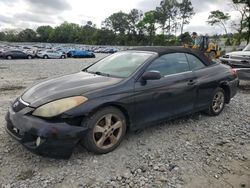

[146,53,190,76]
[186,54,205,70]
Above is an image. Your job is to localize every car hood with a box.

[226,51,250,57]
[21,72,122,107]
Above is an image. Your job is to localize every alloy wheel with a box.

[93,114,123,150]
[212,91,225,113]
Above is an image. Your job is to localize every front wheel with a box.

[61,55,66,59]
[206,88,225,116]
[43,55,48,59]
[81,107,126,154]
[6,55,12,60]
[27,55,32,59]
[209,51,216,60]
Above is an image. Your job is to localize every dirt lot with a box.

[0,56,250,188]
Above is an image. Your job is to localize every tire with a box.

[27,55,32,59]
[6,55,12,60]
[206,88,225,116]
[43,55,48,59]
[61,55,66,59]
[209,51,216,60]
[81,107,127,154]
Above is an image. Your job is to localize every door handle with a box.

[187,79,197,86]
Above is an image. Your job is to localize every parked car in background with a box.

[0,49,4,58]
[5,47,239,158]
[220,44,250,80]
[103,48,117,53]
[67,50,95,58]
[37,50,66,59]
[2,50,34,60]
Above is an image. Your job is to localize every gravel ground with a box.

[0,56,250,188]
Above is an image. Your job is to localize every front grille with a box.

[12,98,27,112]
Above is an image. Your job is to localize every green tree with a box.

[79,24,97,44]
[17,29,37,42]
[155,0,178,35]
[178,0,195,34]
[93,28,115,45]
[51,22,81,43]
[128,9,143,35]
[138,11,157,45]
[36,26,54,42]
[4,29,19,42]
[0,32,6,41]
[179,31,192,45]
[207,10,231,36]
[232,0,250,43]
[127,9,143,45]
[87,21,93,26]
[103,11,129,34]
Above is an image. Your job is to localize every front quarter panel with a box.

[63,79,136,127]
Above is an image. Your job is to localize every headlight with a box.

[32,96,88,118]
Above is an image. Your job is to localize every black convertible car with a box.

[6,47,239,158]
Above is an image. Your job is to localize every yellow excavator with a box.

[184,34,221,59]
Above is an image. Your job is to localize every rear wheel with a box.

[27,55,32,59]
[81,107,126,154]
[206,88,225,116]
[61,55,66,59]
[6,55,12,60]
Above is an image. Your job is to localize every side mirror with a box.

[142,71,161,81]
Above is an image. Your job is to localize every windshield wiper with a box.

[86,70,110,77]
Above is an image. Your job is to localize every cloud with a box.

[136,0,161,12]
[190,0,232,13]
[0,0,19,6]
[24,0,72,14]
[0,15,14,24]
[0,0,237,34]
[14,13,56,24]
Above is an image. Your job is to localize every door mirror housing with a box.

[142,71,161,80]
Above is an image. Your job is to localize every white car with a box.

[37,50,66,59]
[220,44,250,80]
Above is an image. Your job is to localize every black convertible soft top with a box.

[130,46,213,66]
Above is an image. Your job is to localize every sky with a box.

[0,0,240,35]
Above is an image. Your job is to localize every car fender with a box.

[63,94,135,128]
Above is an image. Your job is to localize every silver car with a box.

[220,44,250,80]
[37,50,66,59]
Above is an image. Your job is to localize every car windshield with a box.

[86,51,153,78]
[243,44,250,51]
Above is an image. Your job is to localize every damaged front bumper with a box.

[5,107,88,159]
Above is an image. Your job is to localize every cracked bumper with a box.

[5,107,88,159]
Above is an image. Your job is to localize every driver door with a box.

[134,53,197,129]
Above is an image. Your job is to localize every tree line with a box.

[0,0,249,45]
